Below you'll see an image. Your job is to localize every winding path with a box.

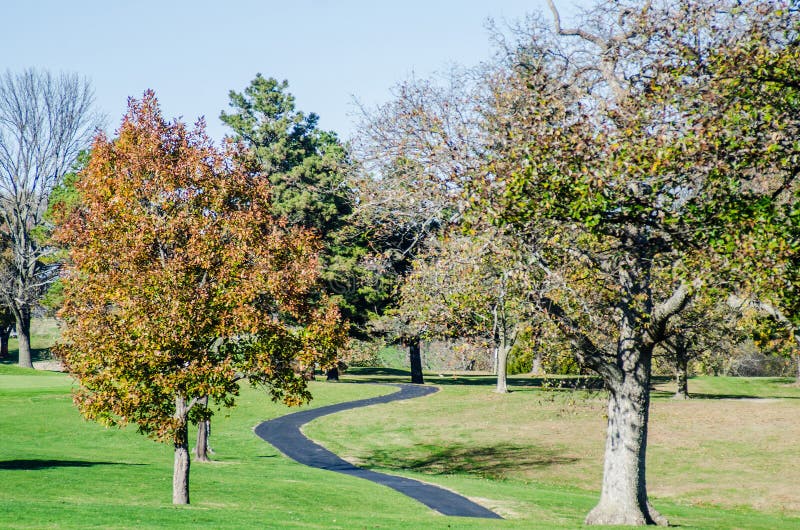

[254,383,502,519]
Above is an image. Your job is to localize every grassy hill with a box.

[0,326,798,528]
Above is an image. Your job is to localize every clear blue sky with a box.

[2,1,584,143]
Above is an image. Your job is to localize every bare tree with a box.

[0,69,100,367]
[352,70,488,382]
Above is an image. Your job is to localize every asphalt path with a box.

[254,383,502,519]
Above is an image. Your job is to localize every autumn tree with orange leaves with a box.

[53,91,345,505]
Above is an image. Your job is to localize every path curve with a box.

[254,383,502,519]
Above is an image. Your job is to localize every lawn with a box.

[308,371,800,528]
[1,326,799,528]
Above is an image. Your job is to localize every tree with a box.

[221,74,375,390]
[726,193,800,381]
[0,234,17,358]
[0,69,101,368]
[40,151,90,317]
[475,1,800,524]
[658,298,744,399]
[395,229,535,392]
[54,91,345,505]
[353,71,486,381]
[221,75,350,235]
[729,294,800,380]
[220,75,375,336]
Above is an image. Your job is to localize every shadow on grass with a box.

[672,392,800,400]
[651,389,681,399]
[345,367,412,377]
[0,459,145,470]
[345,367,605,390]
[651,377,800,400]
[0,347,53,366]
[360,443,578,480]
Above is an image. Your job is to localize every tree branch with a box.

[546,0,606,48]
[647,282,693,346]
[728,294,799,348]
[540,295,621,383]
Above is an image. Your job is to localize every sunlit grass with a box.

[3,370,799,529]
[1,327,799,528]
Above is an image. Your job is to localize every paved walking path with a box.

[254,383,502,519]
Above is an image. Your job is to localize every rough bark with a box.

[173,395,191,505]
[326,367,339,381]
[667,335,691,399]
[15,309,32,368]
[585,358,667,526]
[675,352,690,400]
[409,337,424,384]
[495,324,518,394]
[582,268,680,526]
[194,420,210,462]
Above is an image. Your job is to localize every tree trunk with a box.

[530,350,544,375]
[495,324,517,393]
[495,345,511,393]
[794,335,800,387]
[15,308,32,369]
[0,330,9,358]
[585,368,667,526]
[409,337,424,384]
[587,265,667,526]
[675,352,690,400]
[544,268,687,526]
[326,367,339,381]
[194,420,211,462]
[193,396,211,462]
[173,396,191,505]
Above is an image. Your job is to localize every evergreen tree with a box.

[221,75,381,338]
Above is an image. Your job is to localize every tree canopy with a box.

[355,0,799,524]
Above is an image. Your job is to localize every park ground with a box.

[0,320,798,529]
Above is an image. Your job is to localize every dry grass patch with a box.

[648,397,800,511]
[307,376,800,516]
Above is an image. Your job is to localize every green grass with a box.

[3,372,799,529]
[667,374,800,399]
[1,332,799,528]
